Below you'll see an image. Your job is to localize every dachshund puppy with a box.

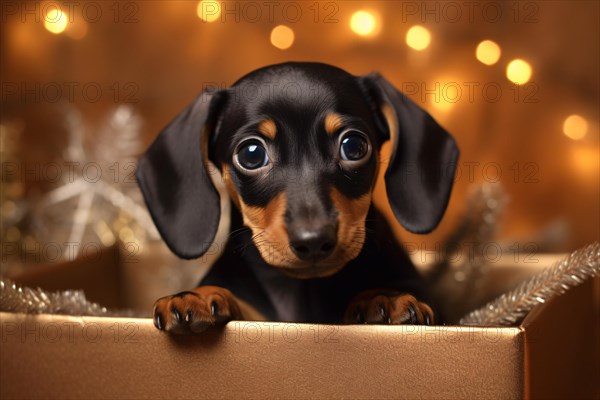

[136,62,459,333]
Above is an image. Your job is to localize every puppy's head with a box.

[137,62,459,279]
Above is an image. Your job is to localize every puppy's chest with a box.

[246,249,381,323]
[257,274,308,322]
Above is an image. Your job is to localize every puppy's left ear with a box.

[359,73,460,233]
[136,90,226,259]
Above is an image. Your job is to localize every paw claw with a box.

[172,307,183,323]
[407,302,418,324]
[353,308,364,324]
[154,313,163,330]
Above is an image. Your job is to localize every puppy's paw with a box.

[344,290,434,325]
[153,286,242,334]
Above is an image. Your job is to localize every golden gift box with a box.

[1,245,598,399]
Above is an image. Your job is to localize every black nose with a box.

[289,225,337,262]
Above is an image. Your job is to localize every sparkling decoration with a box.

[441,183,507,266]
[427,183,508,323]
[32,105,159,261]
[429,183,508,303]
[0,277,133,316]
[1,107,213,307]
[460,242,600,326]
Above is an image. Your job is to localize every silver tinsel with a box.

[427,183,507,322]
[439,183,507,270]
[460,242,600,326]
[0,277,120,316]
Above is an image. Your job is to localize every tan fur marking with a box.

[235,186,373,276]
[240,193,298,267]
[278,188,371,279]
[327,188,372,268]
[381,103,398,147]
[324,112,344,135]
[258,119,277,140]
[222,164,241,209]
[200,126,212,168]
[330,188,372,223]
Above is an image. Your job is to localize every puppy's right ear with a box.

[358,73,459,234]
[136,90,225,259]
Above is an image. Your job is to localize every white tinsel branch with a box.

[460,242,600,326]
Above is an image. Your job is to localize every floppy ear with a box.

[136,90,225,259]
[360,73,460,234]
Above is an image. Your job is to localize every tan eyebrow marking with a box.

[258,119,277,140]
[381,103,398,147]
[324,112,344,135]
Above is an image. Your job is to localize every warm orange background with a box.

[1,0,598,258]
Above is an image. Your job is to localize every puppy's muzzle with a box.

[287,222,337,263]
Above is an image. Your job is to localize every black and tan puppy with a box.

[136,62,459,333]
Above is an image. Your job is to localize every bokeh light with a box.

[65,19,88,40]
[197,0,221,22]
[350,10,380,37]
[406,25,431,51]
[571,146,599,178]
[476,40,501,65]
[44,9,68,34]
[430,79,460,112]
[506,59,532,84]
[563,115,588,140]
[270,25,295,50]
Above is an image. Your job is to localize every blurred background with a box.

[1,1,598,307]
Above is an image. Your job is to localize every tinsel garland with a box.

[460,242,600,326]
[428,182,506,283]
[0,277,131,317]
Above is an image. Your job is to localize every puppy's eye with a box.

[235,140,269,170]
[340,133,369,161]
